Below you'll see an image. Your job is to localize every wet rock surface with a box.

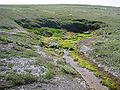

[7,76,89,90]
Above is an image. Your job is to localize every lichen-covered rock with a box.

[50,41,58,48]
[0,58,47,76]
[7,76,89,90]
[0,43,13,51]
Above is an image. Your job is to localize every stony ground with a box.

[0,28,90,90]
[6,76,89,90]
[78,38,120,78]
[0,58,47,76]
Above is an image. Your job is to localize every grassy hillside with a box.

[0,5,120,90]
[0,5,120,27]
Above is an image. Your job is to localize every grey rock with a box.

[0,58,47,76]
[7,76,89,90]
[50,42,58,48]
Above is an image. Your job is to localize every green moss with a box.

[70,51,97,72]
[102,78,117,90]
[58,40,75,50]
[95,72,117,90]
[70,50,118,89]
[28,27,66,38]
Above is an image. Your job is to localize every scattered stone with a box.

[0,43,14,51]
[50,41,58,48]
[0,58,47,76]
[34,46,60,65]
[79,45,92,54]
[7,76,89,90]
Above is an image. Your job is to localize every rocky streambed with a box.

[63,50,108,90]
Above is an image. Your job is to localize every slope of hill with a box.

[0,5,120,90]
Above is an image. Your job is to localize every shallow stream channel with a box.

[63,50,108,90]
